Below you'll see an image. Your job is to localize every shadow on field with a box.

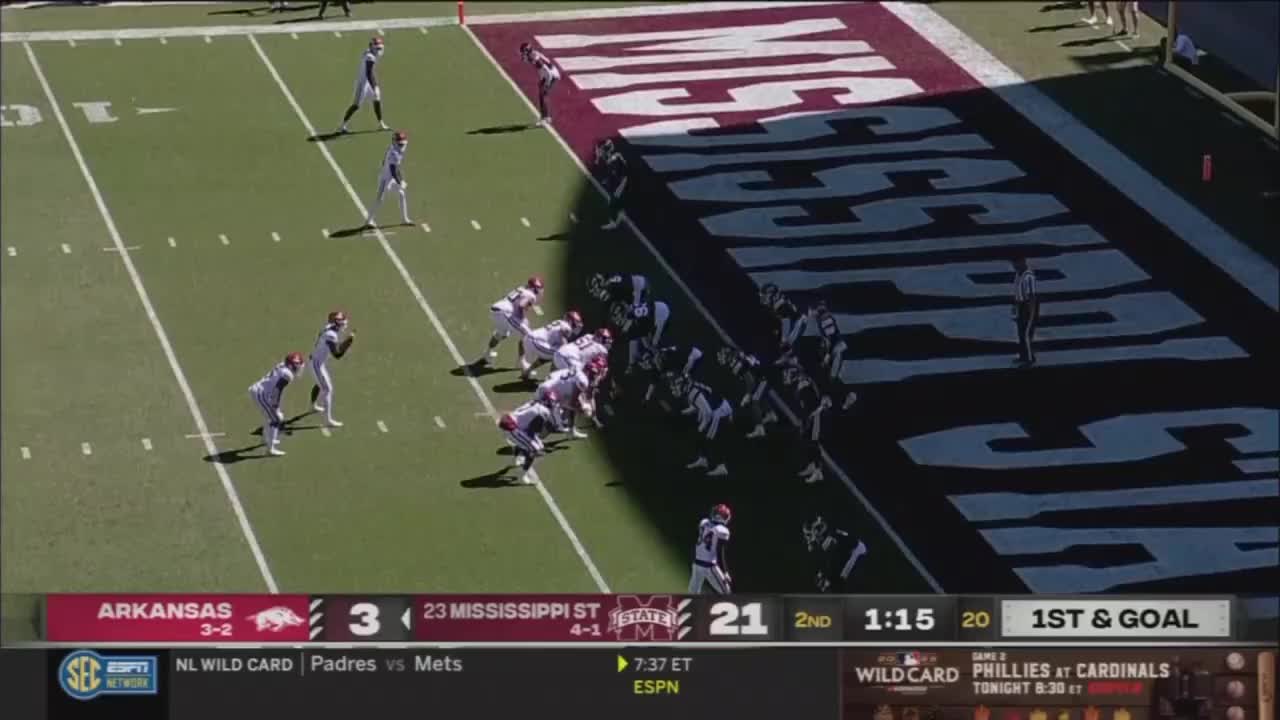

[467,124,535,136]
[203,443,267,464]
[509,59,1278,594]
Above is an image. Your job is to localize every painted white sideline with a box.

[23,41,280,593]
[882,2,1278,312]
[2,2,844,43]
[248,34,610,594]
[462,25,945,594]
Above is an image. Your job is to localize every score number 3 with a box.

[349,602,381,637]
[708,601,769,636]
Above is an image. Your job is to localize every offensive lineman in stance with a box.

[309,311,355,428]
[250,352,306,457]
[498,392,563,485]
[362,130,411,228]
[339,36,388,134]
[689,504,732,594]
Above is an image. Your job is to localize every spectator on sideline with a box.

[1083,1,1113,29]
[1117,1,1139,38]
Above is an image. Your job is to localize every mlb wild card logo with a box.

[58,649,158,701]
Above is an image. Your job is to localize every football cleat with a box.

[285,352,305,370]
[269,447,287,457]
[596,327,614,346]
[570,428,588,439]
[706,464,729,477]
[711,503,732,524]
[328,310,349,328]
[393,130,408,149]
[686,456,709,470]
[527,275,545,293]
[326,418,344,428]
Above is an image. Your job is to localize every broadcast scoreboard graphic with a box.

[12,594,1276,718]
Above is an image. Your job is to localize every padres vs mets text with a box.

[175,653,464,674]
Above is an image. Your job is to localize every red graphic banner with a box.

[413,594,692,642]
[45,593,312,642]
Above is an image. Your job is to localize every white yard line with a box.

[882,2,1277,311]
[81,442,92,456]
[218,233,230,246]
[419,222,431,233]
[184,432,227,439]
[470,219,481,230]
[141,437,153,451]
[250,34,610,594]
[60,243,71,254]
[434,416,447,429]
[464,23,944,593]
[2,2,843,43]
[271,231,282,243]
[24,41,279,594]
[376,420,389,433]
[520,217,530,227]
[20,446,31,460]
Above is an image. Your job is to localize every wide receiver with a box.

[363,130,412,228]
[309,311,355,427]
[249,352,306,457]
[689,504,733,594]
[338,36,389,134]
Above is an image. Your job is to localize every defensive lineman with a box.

[339,36,389,134]
[249,352,305,457]
[362,131,412,228]
[519,42,560,127]
[689,504,733,594]
[480,276,544,366]
[309,311,355,427]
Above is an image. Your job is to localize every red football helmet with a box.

[711,503,732,524]
[565,310,583,330]
[586,355,607,377]
[596,327,613,346]
[284,352,305,370]
[393,130,408,148]
[540,389,559,407]
[528,275,545,293]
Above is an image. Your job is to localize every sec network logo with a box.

[58,649,159,701]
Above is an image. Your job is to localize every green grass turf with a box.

[0,1,654,33]
[2,15,934,607]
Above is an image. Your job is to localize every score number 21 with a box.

[708,602,769,636]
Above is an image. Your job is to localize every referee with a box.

[1012,258,1038,366]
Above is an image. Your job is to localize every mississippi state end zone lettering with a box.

[471,4,1279,595]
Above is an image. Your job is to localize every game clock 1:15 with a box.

[844,597,956,641]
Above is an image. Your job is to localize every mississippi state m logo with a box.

[608,595,691,641]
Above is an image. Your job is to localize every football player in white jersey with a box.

[339,36,388,134]
[308,310,355,428]
[363,130,411,228]
[479,276,544,366]
[553,328,613,372]
[249,352,306,457]
[689,504,733,594]
[497,392,562,484]
[519,310,582,381]
[519,42,560,127]
[535,355,605,439]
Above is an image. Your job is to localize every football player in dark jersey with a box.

[779,361,832,484]
[594,139,629,230]
[588,272,649,309]
[715,346,778,439]
[759,282,806,351]
[802,515,868,593]
[641,343,704,403]
[672,374,733,477]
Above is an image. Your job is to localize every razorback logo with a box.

[247,606,305,632]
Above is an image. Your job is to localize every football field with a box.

[3,0,1277,637]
